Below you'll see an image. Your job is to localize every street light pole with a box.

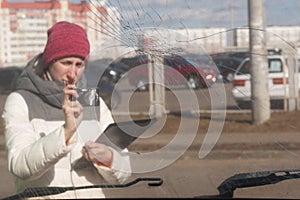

[248,0,270,124]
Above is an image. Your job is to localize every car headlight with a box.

[206,74,213,79]
[109,70,117,76]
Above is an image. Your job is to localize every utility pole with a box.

[148,54,165,118]
[229,1,235,47]
[248,0,270,124]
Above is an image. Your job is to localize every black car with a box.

[85,60,122,109]
[0,66,23,94]
[88,60,127,85]
[211,53,247,82]
[124,54,218,91]
[109,61,129,74]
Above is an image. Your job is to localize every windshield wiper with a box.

[196,169,300,199]
[3,177,163,200]
[5,169,300,199]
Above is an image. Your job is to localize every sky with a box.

[7,0,300,29]
[108,0,300,29]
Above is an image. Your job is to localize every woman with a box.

[2,21,131,199]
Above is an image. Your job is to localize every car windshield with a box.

[1,1,300,199]
[237,60,251,75]
[237,58,283,75]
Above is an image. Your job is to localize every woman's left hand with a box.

[82,141,113,167]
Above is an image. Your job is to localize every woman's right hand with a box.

[62,84,83,142]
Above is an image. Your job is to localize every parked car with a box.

[109,61,129,72]
[89,60,128,84]
[185,53,223,82]
[0,66,23,94]
[96,82,121,109]
[84,60,122,109]
[231,54,295,103]
[106,61,129,82]
[211,52,250,82]
[125,54,218,91]
[119,54,148,70]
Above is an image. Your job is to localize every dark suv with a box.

[0,67,23,94]
[125,54,217,91]
[211,52,250,82]
[84,60,122,109]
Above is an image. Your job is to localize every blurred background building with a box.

[0,0,300,67]
[0,0,120,67]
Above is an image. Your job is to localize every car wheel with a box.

[136,77,149,91]
[187,75,201,89]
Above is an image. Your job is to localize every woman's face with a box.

[48,57,86,84]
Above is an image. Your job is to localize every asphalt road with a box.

[102,156,300,199]
[111,81,238,117]
[1,130,300,199]
[1,146,300,198]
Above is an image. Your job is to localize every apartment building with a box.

[0,0,120,67]
[176,28,227,54]
[233,26,300,51]
[1,0,300,67]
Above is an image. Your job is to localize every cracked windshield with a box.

[1,0,300,199]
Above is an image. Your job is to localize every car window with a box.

[236,58,283,75]
[237,60,251,75]
[163,58,173,67]
[269,59,283,73]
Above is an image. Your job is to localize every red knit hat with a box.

[42,21,90,68]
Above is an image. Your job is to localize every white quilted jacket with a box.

[2,55,131,199]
